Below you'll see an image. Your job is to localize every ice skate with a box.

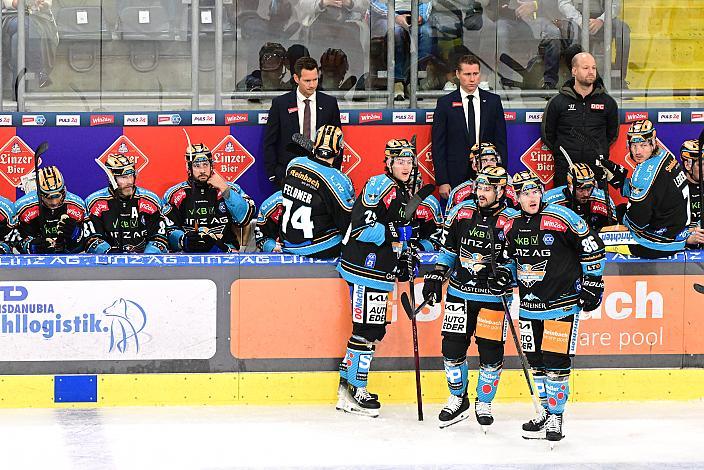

[474,398,493,433]
[342,384,380,418]
[521,407,548,440]
[438,393,470,429]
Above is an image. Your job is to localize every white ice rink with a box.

[1,401,703,469]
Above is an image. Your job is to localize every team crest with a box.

[460,253,489,275]
[517,260,548,287]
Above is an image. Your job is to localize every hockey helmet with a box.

[512,170,543,193]
[680,139,700,161]
[102,153,136,190]
[259,42,287,72]
[186,143,213,167]
[627,119,656,146]
[470,142,501,168]
[567,163,596,189]
[384,139,416,172]
[313,125,344,161]
[37,165,65,199]
[475,165,508,187]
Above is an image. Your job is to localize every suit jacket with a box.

[263,90,341,186]
[431,88,507,189]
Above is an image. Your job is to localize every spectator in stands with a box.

[319,48,356,91]
[542,51,618,187]
[495,0,561,89]
[2,0,59,89]
[369,0,434,100]
[236,42,290,92]
[287,44,310,89]
[264,57,342,187]
[431,54,507,199]
[558,0,630,89]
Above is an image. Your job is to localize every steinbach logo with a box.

[0,286,147,353]
[625,111,648,122]
[359,111,383,123]
[225,113,248,124]
[504,111,516,121]
[90,114,115,126]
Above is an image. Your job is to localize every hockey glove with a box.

[596,159,628,189]
[487,265,513,296]
[386,222,413,242]
[28,237,55,254]
[579,275,604,311]
[422,269,445,306]
[182,230,216,253]
[396,246,420,282]
[57,215,80,242]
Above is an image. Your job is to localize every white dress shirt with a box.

[296,89,317,138]
[460,86,481,144]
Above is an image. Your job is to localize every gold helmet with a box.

[512,170,542,193]
[475,165,508,187]
[38,165,65,198]
[384,138,415,172]
[101,153,136,190]
[680,139,700,161]
[313,125,344,160]
[470,142,501,167]
[567,162,596,189]
[627,119,656,146]
[185,143,212,166]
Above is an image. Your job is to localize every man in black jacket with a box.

[263,57,341,187]
[541,52,618,186]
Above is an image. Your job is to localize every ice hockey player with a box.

[163,143,255,253]
[255,190,283,252]
[542,162,616,231]
[599,120,689,258]
[410,174,444,251]
[0,194,15,254]
[422,166,518,430]
[15,166,86,254]
[85,154,168,254]
[276,125,355,258]
[446,143,517,215]
[679,140,704,247]
[492,170,605,444]
[335,138,418,417]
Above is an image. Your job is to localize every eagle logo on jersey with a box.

[517,260,548,287]
[460,253,489,274]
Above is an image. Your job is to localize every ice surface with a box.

[0,401,702,469]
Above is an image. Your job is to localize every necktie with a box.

[303,98,311,140]
[467,94,476,147]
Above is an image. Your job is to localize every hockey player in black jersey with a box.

[542,162,617,232]
[493,170,605,443]
[85,154,168,254]
[279,125,355,258]
[163,142,255,253]
[335,139,418,417]
[599,120,690,258]
[422,166,518,429]
[680,140,704,247]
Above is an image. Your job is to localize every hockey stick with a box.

[570,128,614,224]
[33,141,49,246]
[558,146,579,214]
[403,184,435,223]
[400,268,453,320]
[14,67,27,108]
[487,222,543,414]
[404,252,424,422]
[698,127,704,228]
[284,133,315,158]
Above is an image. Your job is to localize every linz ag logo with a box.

[0,136,38,187]
[90,114,115,126]
[359,112,383,123]
[504,111,516,121]
[625,111,648,122]
[658,111,681,123]
[225,113,248,124]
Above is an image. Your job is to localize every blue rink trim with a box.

[54,375,97,403]
[0,250,696,268]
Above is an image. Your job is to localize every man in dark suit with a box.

[264,57,342,187]
[431,55,508,199]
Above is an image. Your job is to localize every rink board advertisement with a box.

[0,279,217,361]
[0,109,701,206]
[230,272,704,361]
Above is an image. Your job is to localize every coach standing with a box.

[541,52,619,187]
[431,55,507,200]
[264,57,342,187]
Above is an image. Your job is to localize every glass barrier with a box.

[0,0,701,111]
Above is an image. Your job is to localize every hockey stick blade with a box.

[35,141,49,158]
[499,53,526,73]
[558,146,576,168]
[401,292,432,320]
[694,283,704,295]
[403,184,436,222]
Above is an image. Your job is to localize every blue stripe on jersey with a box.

[447,285,510,304]
[288,157,355,209]
[223,183,250,223]
[336,263,394,292]
[627,149,669,202]
[356,222,385,245]
[519,303,580,320]
[283,233,341,256]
